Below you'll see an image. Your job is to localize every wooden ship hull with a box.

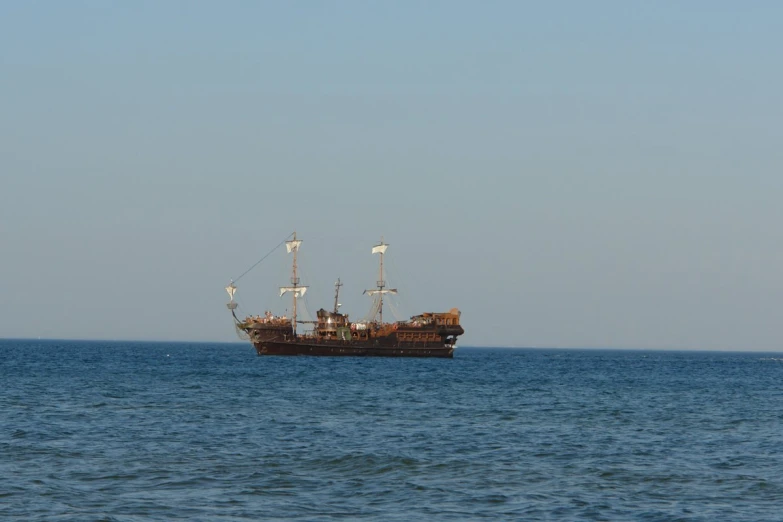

[227,233,464,358]
[249,321,464,358]
[252,340,456,358]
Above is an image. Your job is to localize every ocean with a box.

[1,339,781,521]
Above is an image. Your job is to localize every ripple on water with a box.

[1,342,782,520]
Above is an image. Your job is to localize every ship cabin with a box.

[408,308,462,327]
[394,308,463,344]
[315,308,353,341]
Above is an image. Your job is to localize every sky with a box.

[1,1,781,350]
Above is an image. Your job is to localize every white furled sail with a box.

[279,286,308,298]
[286,240,302,253]
[371,244,388,255]
[364,289,397,296]
[225,282,237,301]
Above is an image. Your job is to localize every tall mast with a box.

[280,231,307,335]
[378,237,385,324]
[292,231,298,332]
[333,278,342,314]
[363,236,397,324]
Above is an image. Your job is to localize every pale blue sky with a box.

[1,2,781,349]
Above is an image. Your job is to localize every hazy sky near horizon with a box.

[2,1,782,350]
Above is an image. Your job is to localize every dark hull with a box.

[252,340,455,358]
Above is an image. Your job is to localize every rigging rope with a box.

[232,232,294,284]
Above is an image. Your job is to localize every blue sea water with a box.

[1,340,782,521]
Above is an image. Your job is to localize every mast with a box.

[378,237,385,324]
[363,236,397,324]
[279,231,307,335]
[333,278,342,314]
[292,232,298,332]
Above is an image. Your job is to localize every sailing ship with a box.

[226,233,464,357]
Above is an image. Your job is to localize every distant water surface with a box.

[1,340,782,521]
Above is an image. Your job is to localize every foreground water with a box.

[1,340,782,521]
